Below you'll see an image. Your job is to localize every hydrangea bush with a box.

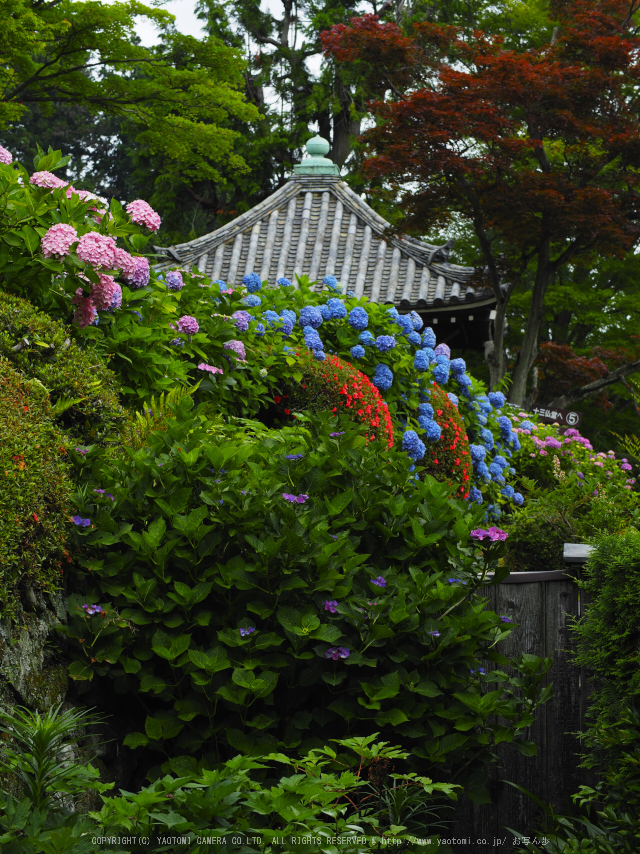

[61,405,551,802]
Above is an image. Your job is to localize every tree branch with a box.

[547,358,640,409]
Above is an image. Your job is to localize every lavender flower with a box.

[239,626,256,637]
[371,576,386,588]
[324,600,339,613]
[71,516,91,527]
[325,646,350,660]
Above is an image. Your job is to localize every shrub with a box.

[418,384,471,499]
[570,529,640,734]
[0,291,125,444]
[0,357,72,619]
[59,402,551,802]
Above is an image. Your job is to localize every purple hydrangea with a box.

[82,604,103,615]
[71,516,91,527]
[470,527,508,542]
[224,340,246,360]
[166,270,184,291]
[239,626,256,637]
[428,630,441,637]
[500,616,513,623]
[282,493,309,503]
[242,272,262,293]
[371,576,386,587]
[324,600,339,613]
[232,310,252,332]
[330,431,344,437]
[169,337,184,347]
[285,453,304,460]
[177,315,199,336]
[470,668,486,675]
[325,646,350,660]
[434,343,451,358]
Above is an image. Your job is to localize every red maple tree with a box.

[322,1,640,406]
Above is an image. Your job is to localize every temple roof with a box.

[154,136,496,313]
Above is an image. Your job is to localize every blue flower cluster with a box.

[326,298,347,319]
[402,430,426,461]
[349,306,369,330]
[373,363,393,391]
[376,335,396,353]
[243,272,262,293]
[300,305,323,329]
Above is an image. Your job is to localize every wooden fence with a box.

[447,547,596,853]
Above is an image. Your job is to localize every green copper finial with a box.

[293,133,340,177]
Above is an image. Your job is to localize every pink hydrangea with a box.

[30,171,67,189]
[90,273,118,310]
[0,145,12,165]
[126,199,161,232]
[622,463,633,471]
[113,247,137,280]
[197,363,223,374]
[76,232,117,269]
[124,256,150,289]
[71,289,98,328]
[177,315,199,336]
[41,223,78,258]
[224,340,246,360]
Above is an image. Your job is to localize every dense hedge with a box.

[0,356,72,618]
[0,291,125,444]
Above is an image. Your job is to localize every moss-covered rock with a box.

[0,291,125,444]
[0,357,72,620]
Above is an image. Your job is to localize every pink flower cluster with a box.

[0,145,12,165]
[71,289,98,328]
[177,315,199,336]
[76,232,117,268]
[471,527,508,542]
[30,171,68,190]
[125,256,150,289]
[126,199,161,232]
[91,274,118,310]
[198,363,223,375]
[41,223,78,258]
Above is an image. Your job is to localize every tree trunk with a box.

[508,237,552,407]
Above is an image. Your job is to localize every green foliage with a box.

[0,356,71,620]
[0,734,459,853]
[0,290,125,444]
[570,530,640,735]
[0,702,112,811]
[58,403,551,801]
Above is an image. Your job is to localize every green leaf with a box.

[123,732,149,749]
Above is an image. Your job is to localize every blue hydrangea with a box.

[480,428,494,450]
[422,346,436,363]
[280,309,296,326]
[407,331,421,346]
[375,335,396,353]
[476,461,490,481]
[319,304,331,320]
[513,492,524,506]
[278,318,293,337]
[476,395,493,414]
[477,413,488,426]
[519,420,535,431]
[470,444,486,463]
[509,467,516,475]
[349,306,368,330]
[450,358,466,375]
[433,364,449,384]
[409,310,423,331]
[402,430,426,461]
[327,298,347,319]
[447,393,459,406]
[214,280,227,292]
[488,391,506,408]
[457,373,472,388]
[359,330,375,346]
[493,455,508,470]
[300,305,323,329]
[243,272,262,293]
[323,275,339,290]
[313,350,326,361]
[414,350,430,371]
[350,344,365,359]
[417,415,433,431]
[501,484,515,498]
[510,434,521,451]
[435,354,450,366]
[468,486,483,504]
[304,327,323,350]
[373,363,393,391]
[422,328,437,349]
[254,323,265,337]
[387,306,400,320]
[395,314,413,336]
[263,310,279,327]
[487,504,502,521]
[417,403,434,419]
[498,416,512,436]
[423,420,441,442]
[243,294,262,307]
[489,462,505,483]
[277,277,293,287]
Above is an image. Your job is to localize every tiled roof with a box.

[155,142,496,312]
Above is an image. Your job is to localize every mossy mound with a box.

[0,356,73,619]
[0,291,125,444]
